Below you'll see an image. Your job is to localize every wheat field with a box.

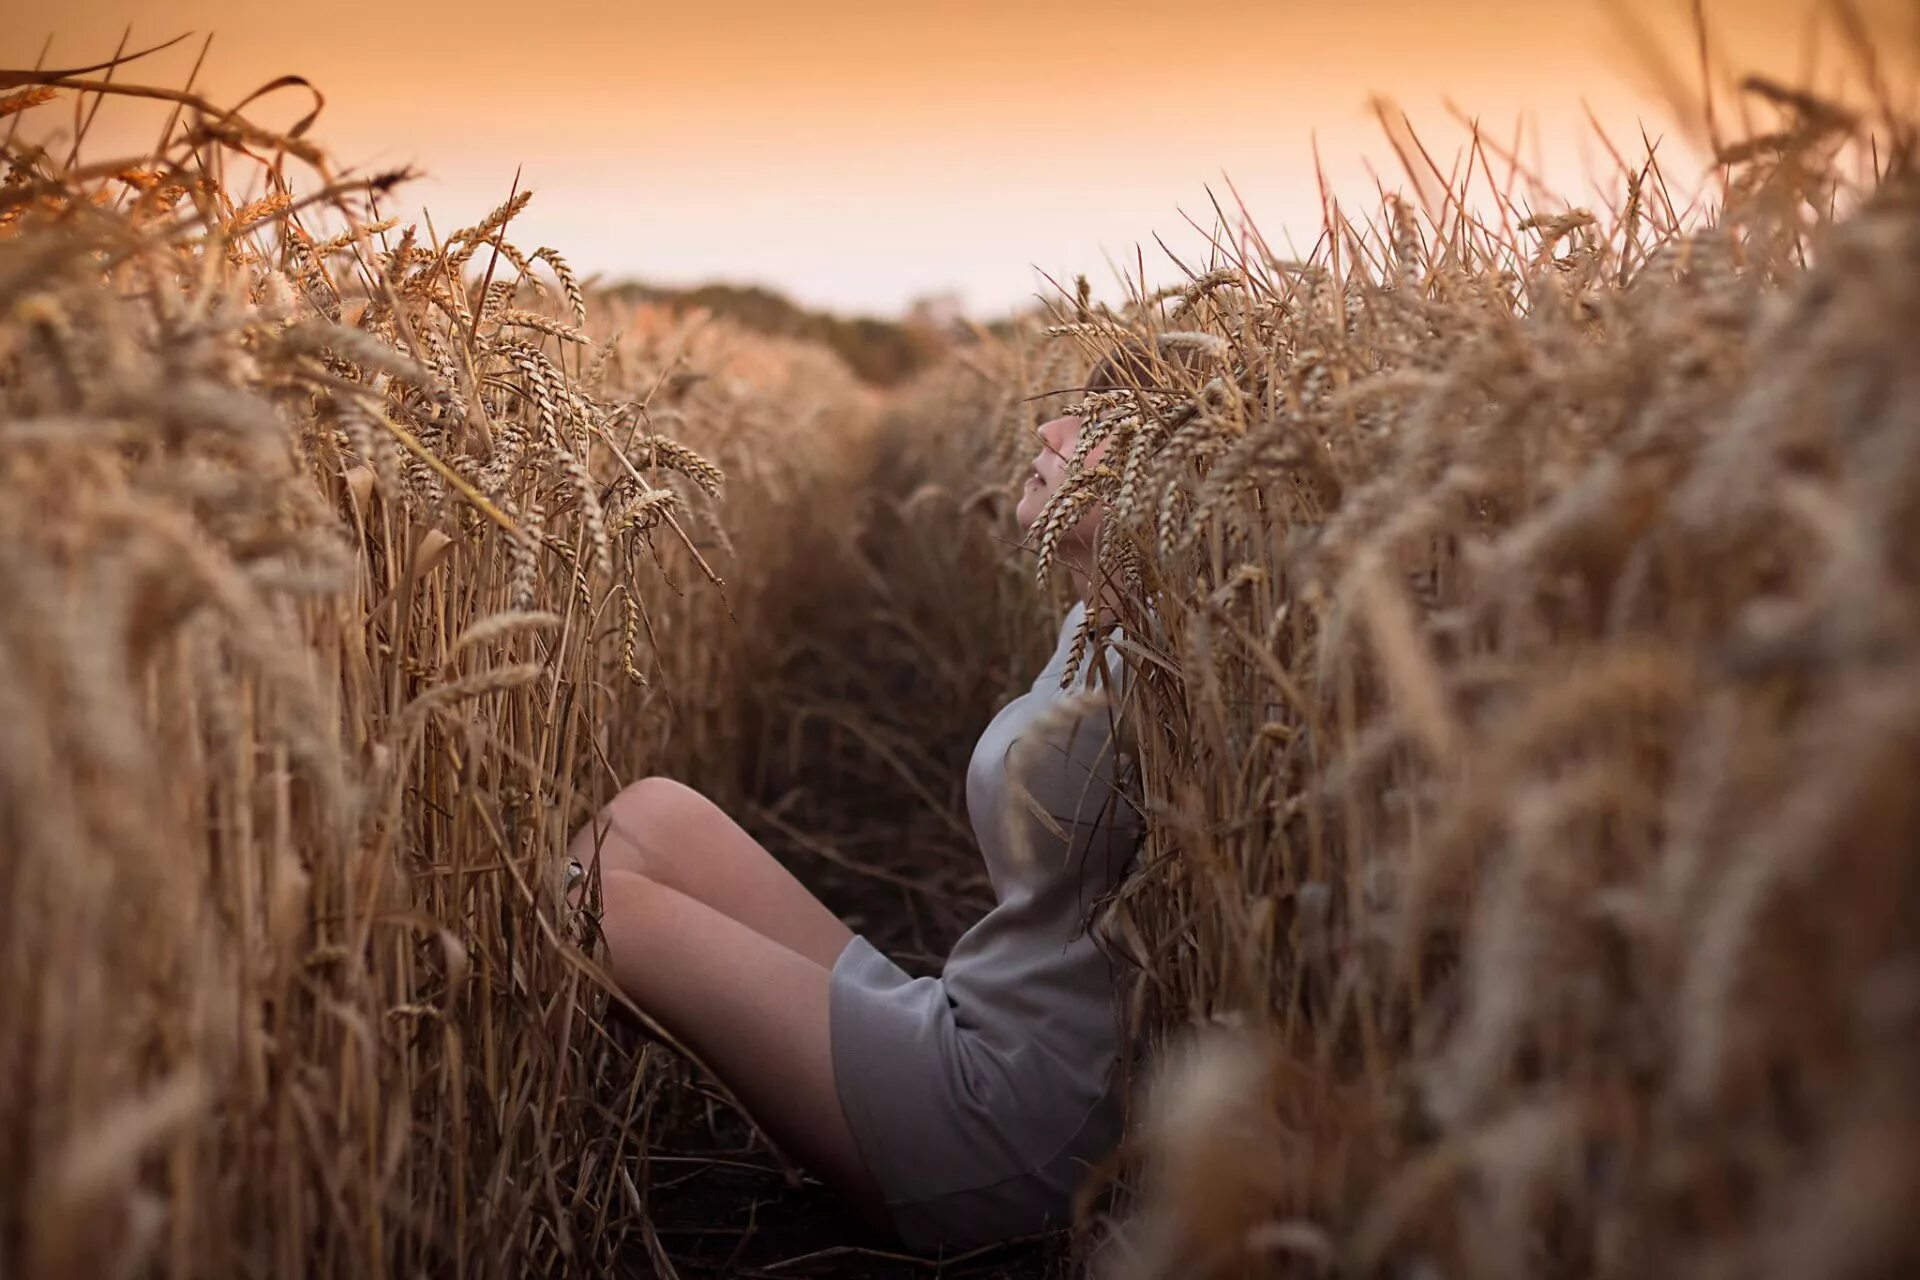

[2,33,1917,1280]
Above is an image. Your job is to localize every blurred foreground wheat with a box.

[958,70,1920,1280]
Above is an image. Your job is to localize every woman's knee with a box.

[573,775,714,885]
[593,868,677,986]
[596,865,662,920]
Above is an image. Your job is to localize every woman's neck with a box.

[1063,553,1117,619]
[1054,540,1119,617]
[1058,545,1093,606]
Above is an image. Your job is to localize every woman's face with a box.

[1017,413,1109,555]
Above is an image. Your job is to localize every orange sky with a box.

[9,1,1914,314]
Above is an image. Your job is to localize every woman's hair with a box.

[1084,335,1209,395]
[1084,337,1160,393]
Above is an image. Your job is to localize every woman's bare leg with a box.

[568,776,853,968]
[596,868,890,1229]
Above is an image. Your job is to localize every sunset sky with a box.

[10,1,1913,315]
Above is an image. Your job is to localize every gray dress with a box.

[828,601,1143,1250]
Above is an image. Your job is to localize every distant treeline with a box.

[603,280,951,386]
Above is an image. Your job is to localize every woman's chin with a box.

[1015,494,1043,530]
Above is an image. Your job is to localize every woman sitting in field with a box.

[567,352,1147,1251]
